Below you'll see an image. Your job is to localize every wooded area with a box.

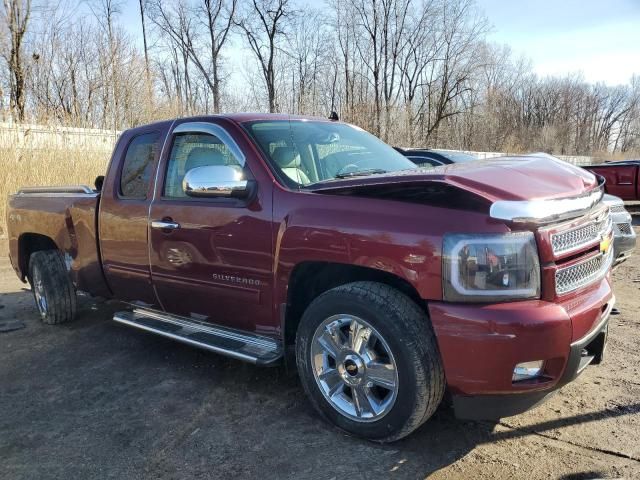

[1,0,639,156]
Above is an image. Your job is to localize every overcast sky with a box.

[118,0,640,87]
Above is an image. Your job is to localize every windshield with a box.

[245,120,417,186]
[431,150,477,163]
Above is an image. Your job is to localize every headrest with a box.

[185,147,225,171]
[272,146,301,168]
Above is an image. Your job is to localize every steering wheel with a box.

[336,163,360,176]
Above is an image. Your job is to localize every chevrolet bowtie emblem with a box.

[600,234,612,254]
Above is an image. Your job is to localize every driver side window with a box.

[164,132,242,198]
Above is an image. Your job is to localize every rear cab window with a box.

[119,132,161,199]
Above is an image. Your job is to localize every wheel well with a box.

[284,262,426,347]
[18,233,58,280]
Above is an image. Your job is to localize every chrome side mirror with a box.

[183,165,251,198]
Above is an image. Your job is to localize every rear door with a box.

[99,123,172,306]
[147,121,274,333]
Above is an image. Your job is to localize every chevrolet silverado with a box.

[7,114,615,441]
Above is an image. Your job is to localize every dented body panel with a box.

[7,192,110,297]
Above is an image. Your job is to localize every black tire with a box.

[295,281,445,442]
[28,250,77,325]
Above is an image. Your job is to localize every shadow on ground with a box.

[0,290,637,480]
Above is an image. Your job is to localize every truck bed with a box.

[6,186,111,297]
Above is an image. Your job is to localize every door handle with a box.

[151,220,181,230]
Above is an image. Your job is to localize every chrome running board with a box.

[113,308,282,366]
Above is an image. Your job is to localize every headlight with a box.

[442,232,540,302]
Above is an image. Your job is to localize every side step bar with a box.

[113,308,282,366]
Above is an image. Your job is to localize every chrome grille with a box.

[551,214,611,255]
[609,204,626,214]
[555,248,613,295]
[615,222,633,236]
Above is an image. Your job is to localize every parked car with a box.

[603,194,636,266]
[7,114,614,442]
[583,160,640,201]
[394,147,477,167]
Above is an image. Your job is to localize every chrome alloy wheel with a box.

[32,267,47,318]
[310,315,399,422]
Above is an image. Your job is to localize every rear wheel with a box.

[296,281,445,442]
[28,250,77,324]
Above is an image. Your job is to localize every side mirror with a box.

[183,165,252,198]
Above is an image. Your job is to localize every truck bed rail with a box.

[16,185,95,195]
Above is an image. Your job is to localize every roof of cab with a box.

[218,112,333,123]
[124,113,337,134]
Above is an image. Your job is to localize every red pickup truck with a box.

[583,160,640,200]
[7,114,615,441]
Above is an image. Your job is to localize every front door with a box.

[148,121,274,334]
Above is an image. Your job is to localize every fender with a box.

[271,187,510,334]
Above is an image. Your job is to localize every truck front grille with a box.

[551,214,611,256]
[614,222,633,236]
[609,204,626,214]
[555,248,613,295]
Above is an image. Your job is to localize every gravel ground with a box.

[0,227,639,480]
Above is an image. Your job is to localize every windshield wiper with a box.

[334,168,387,179]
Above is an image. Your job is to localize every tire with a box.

[295,281,445,442]
[28,250,77,325]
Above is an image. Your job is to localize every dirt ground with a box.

[0,227,639,480]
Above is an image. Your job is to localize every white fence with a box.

[0,122,595,165]
[0,122,119,153]
[470,150,593,166]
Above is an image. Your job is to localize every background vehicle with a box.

[583,160,640,201]
[7,115,614,442]
[603,194,636,266]
[393,147,477,167]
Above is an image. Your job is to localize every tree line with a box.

[1,0,639,157]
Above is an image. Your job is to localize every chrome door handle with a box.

[151,220,181,230]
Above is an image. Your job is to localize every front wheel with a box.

[296,281,445,442]
[28,250,77,325]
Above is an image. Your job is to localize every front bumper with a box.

[452,302,611,420]
[613,225,636,266]
[428,280,614,420]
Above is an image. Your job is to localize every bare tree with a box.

[138,0,151,87]
[0,0,638,159]
[237,0,292,113]
[148,0,236,113]
[1,0,31,121]
[285,10,330,114]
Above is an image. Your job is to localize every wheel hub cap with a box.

[310,315,399,422]
[338,353,365,385]
[32,268,47,318]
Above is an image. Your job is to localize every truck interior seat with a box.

[272,146,310,185]
[185,147,226,171]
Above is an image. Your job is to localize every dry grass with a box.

[0,147,110,237]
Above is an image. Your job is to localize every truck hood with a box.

[308,155,598,203]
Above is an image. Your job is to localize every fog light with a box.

[513,360,544,382]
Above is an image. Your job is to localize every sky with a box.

[477,0,640,85]
[117,0,640,87]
